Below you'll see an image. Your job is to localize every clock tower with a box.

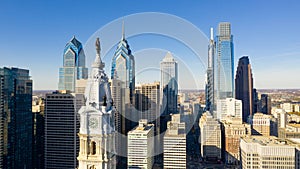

[77,38,116,169]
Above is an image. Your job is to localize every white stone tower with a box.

[77,38,116,169]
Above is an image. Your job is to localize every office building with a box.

[281,102,293,113]
[163,117,186,169]
[199,112,221,161]
[111,22,135,103]
[32,96,45,169]
[279,123,300,139]
[205,28,215,112]
[58,36,88,92]
[0,67,33,169]
[235,56,254,122]
[222,116,251,165]
[44,90,80,169]
[160,52,178,133]
[77,38,116,169]
[214,22,234,100]
[260,94,271,114]
[135,82,160,128]
[251,112,272,136]
[240,136,297,168]
[128,119,154,169]
[216,98,242,121]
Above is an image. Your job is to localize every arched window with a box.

[91,141,96,155]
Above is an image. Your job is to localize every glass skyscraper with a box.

[160,52,178,133]
[111,25,135,103]
[111,24,135,133]
[0,67,33,169]
[205,28,215,112]
[235,56,254,122]
[214,22,234,100]
[58,36,88,92]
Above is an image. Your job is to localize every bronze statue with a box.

[95,37,101,55]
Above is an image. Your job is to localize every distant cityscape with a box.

[2,10,300,169]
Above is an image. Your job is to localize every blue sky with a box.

[1,0,300,90]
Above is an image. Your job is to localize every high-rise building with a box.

[214,22,234,100]
[160,52,178,115]
[235,56,254,122]
[77,38,116,169]
[163,115,186,169]
[205,28,215,112]
[199,112,221,161]
[44,90,81,169]
[222,116,251,165]
[216,98,242,121]
[240,136,297,168]
[260,94,271,114]
[135,82,160,129]
[0,67,33,169]
[111,23,135,133]
[160,52,178,133]
[128,119,154,169]
[251,112,272,136]
[58,36,88,92]
[32,96,45,169]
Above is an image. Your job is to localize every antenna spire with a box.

[210,27,214,40]
[122,20,125,40]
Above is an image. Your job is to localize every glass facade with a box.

[0,67,33,169]
[58,37,88,92]
[111,37,135,103]
[214,22,234,100]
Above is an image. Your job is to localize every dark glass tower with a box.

[0,67,33,169]
[235,56,254,122]
[44,91,80,169]
[58,36,88,92]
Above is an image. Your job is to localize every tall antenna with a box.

[210,27,214,40]
[122,20,125,40]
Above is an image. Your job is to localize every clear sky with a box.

[1,0,300,90]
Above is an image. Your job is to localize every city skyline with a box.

[1,1,300,90]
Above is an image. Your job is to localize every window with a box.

[91,141,96,155]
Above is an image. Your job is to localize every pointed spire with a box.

[210,27,214,41]
[122,20,125,40]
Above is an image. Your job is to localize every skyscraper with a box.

[260,94,271,114]
[111,23,135,133]
[199,112,221,161]
[44,90,80,169]
[111,23,135,103]
[163,115,186,169]
[235,56,254,122]
[205,28,215,112]
[58,36,88,92]
[160,52,178,133]
[128,119,154,169]
[0,67,33,169]
[214,22,234,100]
[135,82,160,126]
[222,116,251,165]
[77,38,116,169]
